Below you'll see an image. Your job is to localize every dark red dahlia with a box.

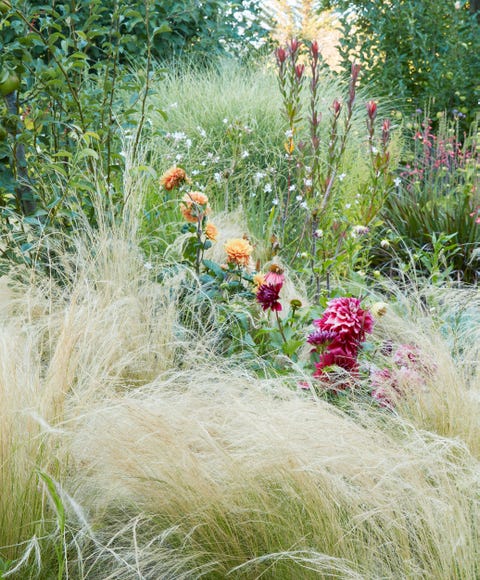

[256,283,282,312]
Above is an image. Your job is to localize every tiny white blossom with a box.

[371,146,378,154]
[175,154,183,161]
[169,102,178,109]
[254,171,266,183]
[192,169,200,176]
[394,177,402,187]
[144,261,153,270]
[314,229,324,238]
[197,126,207,137]
[214,172,222,183]
[272,198,279,206]
[185,139,192,148]
[338,173,346,181]
[285,129,294,139]
[345,203,351,209]
[304,178,313,187]
[289,184,296,192]
[301,201,308,209]
[172,131,186,141]
[223,118,228,124]
[264,183,272,193]
[296,195,303,202]
[241,150,249,159]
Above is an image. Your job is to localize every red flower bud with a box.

[366,100,377,120]
[332,99,342,116]
[275,47,287,64]
[351,63,361,82]
[289,38,300,55]
[295,64,305,80]
[310,40,319,59]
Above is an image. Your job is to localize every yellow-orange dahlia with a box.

[160,166,189,191]
[224,238,253,268]
[253,272,265,289]
[180,191,211,223]
[205,222,218,241]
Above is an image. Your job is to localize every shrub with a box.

[333,0,480,125]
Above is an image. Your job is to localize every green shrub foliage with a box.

[333,0,480,123]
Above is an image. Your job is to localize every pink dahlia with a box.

[314,297,374,343]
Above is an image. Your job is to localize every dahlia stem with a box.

[275,310,288,348]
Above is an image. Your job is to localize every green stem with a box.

[275,310,288,346]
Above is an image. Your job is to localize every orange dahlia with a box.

[224,238,253,268]
[160,166,189,191]
[205,222,218,241]
[180,191,210,223]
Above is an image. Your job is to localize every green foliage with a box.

[23,0,269,61]
[333,0,480,124]
[373,114,480,283]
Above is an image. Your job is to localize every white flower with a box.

[314,229,323,238]
[296,195,303,202]
[285,129,294,139]
[380,239,390,249]
[254,171,266,183]
[144,262,153,270]
[394,177,402,187]
[301,201,308,209]
[214,172,222,183]
[169,102,178,109]
[175,154,183,161]
[371,146,378,154]
[304,178,313,187]
[455,1,461,8]
[241,150,249,159]
[185,139,192,148]
[197,126,207,137]
[345,203,351,209]
[351,225,370,238]
[192,169,200,176]
[338,173,346,181]
[264,183,272,193]
[223,118,228,124]
[272,198,279,206]
[289,184,296,192]
[171,131,186,142]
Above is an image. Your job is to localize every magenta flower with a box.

[256,283,282,312]
[307,329,337,347]
[314,297,374,343]
[265,270,285,286]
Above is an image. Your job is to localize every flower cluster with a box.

[256,265,286,312]
[308,297,374,377]
[163,165,218,274]
[371,343,433,408]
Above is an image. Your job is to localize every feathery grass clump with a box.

[1,221,480,578]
